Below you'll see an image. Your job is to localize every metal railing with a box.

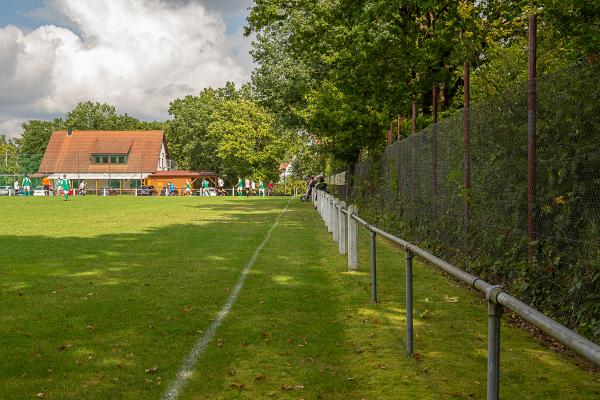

[311,189,600,400]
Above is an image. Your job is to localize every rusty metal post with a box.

[527,15,537,262]
[397,113,402,141]
[387,114,394,145]
[411,101,417,210]
[432,86,438,223]
[463,62,471,260]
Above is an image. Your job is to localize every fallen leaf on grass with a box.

[181,306,192,313]
[280,384,304,391]
[443,295,459,303]
[230,383,245,390]
[378,363,388,370]
[57,344,72,351]
[254,375,267,382]
[86,325,96,331]
[145,367,158,374]
[36,393,44,398]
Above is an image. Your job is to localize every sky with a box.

[0,0,255,138]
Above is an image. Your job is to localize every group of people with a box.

[301,175,327,201]
[235,176,273,196]
[12,175,32,196]
[13,174,71,200]
[164,177,227,196]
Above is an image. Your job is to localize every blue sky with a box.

[0,0,254,137]
[0,0,46,30]
[0,0,250,33]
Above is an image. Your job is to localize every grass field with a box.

[0,196,598,399]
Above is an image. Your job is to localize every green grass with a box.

[0,196,598,399]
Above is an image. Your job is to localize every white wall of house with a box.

[157,142,168,171]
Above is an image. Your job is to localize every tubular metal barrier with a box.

[311,190,600,400]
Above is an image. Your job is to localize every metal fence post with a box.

[463,61,471,262]
[405,247,414,355]
[332,200,339,242]
[370,230,377,303]
[432,85,438,223]
[527,15,537,262]
[411,101,417,209]
[486,286,503,400]
[338,201,347,255]
[347,205,359,271]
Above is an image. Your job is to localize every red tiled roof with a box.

[279,162,289,171]
[92,137,133,154]
[37,130,165,174]
[148,171,217,177]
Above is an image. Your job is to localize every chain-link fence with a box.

[347,62,600,341]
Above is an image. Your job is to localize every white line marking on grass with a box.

[161,201,290,400]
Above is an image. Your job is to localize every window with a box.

[92,154,128,164]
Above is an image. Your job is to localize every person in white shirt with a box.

[244,177,250,196]
[250,180,256,196]
[217,177,225,196]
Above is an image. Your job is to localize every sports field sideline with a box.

[0,197,598,399]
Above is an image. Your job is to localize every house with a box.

[278,162,292,182]
[35,130,215,193]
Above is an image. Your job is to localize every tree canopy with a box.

[245,0,598,166]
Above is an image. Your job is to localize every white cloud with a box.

[0,0,253,138]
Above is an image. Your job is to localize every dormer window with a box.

[92,154,128,164]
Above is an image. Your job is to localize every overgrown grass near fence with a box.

[346,62,600,342]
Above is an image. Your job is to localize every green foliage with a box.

[17,119,64,157]
[208,99,283,181]
[15,101,165,173]
[167,83,292,182]
[246,0,535,164]
[350,62,600,341]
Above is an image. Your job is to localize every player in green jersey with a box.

[22,175,31,196]
[237,176,243,196]
[55,177,62,196]
[61,175,70,201]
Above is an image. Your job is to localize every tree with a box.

[208,99,284,181]
[0,135,19,174]
[17,119,65,157]
[166,89,224,171]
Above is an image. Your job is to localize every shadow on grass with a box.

[0,205,312,400]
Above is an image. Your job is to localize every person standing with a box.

[13,178,19,196]
[217,177,225,195]
[244,177,250,196]
[61,175,70,201]
[22,175,31,196]
[55,177,62,196]
[79,180,87,196]
[250,179,256,196]
[237,176,243,196]
[170,182,175,196]
[259,180,265,196]
[267,181,274,196]
[185,179,191,196]
[201,178,209,196]
[42,176,50,196]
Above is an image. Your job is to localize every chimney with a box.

[67,128,73,136]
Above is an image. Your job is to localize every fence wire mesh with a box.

[348,62,600,340]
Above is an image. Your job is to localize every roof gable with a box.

[37,130,165,174]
